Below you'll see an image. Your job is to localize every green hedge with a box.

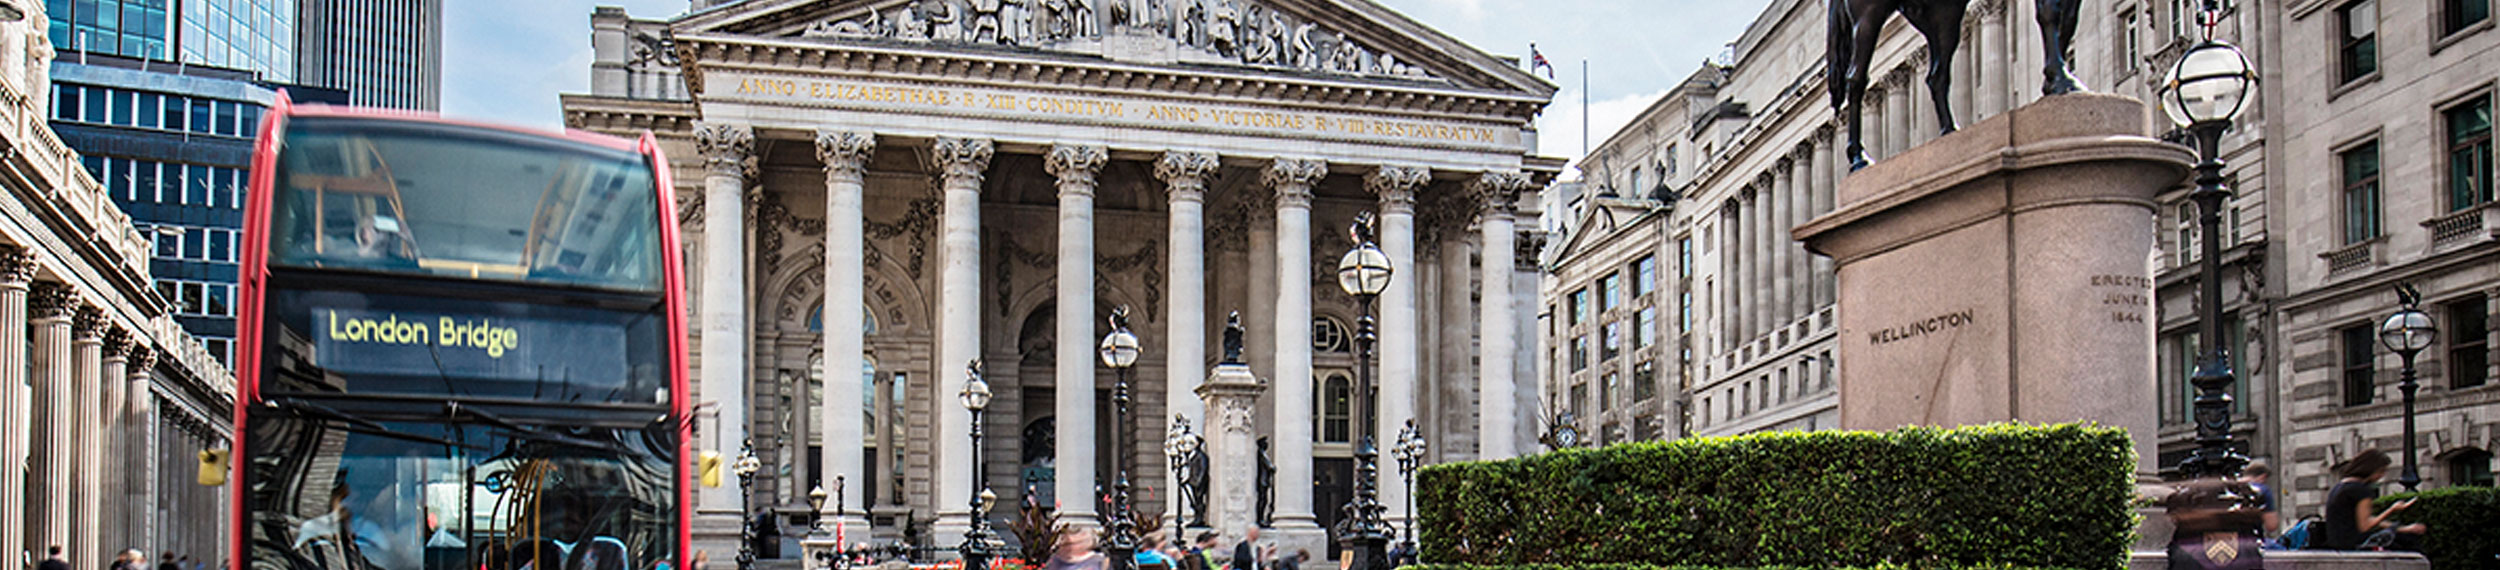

[1416,423,2134,570]
[2377,486,2499,570]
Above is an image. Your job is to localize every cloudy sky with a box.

[441,0,1773,176]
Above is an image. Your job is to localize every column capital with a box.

[815,130,878,179]
[1262,158,1326,208]
[1516,229,1547,268]
[102,326,133,360]
[71,305,103,339]
[124,344,154,371]
[1155,151,1220,200]
[1774,157,1796,178]
[695,123,756,180]
[1364,165,1429,212]
[1468,170,1531,216]
[1045,144,1109,196]
[28,282,74,320]
[930,137,996,182]
[0,244,34,285]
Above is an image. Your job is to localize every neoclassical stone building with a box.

[560,0,1559,555]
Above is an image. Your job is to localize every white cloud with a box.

[1536,88,1669,179]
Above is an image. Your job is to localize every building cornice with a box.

[562,93,701,135]
[672,32,1550,123]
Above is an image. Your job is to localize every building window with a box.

[2122,10,2141,74]
[2449,294,2489,389]
[2447,0,2492,37]
[1313,317,1350,353]
[2176,202,2198,267]
[2339,0,2379,84]
[1569,383,1588,428]
[1632,255,1657,298]
[1570,288,1590,326]
[1821,350,1834,390]
[1599,273,1621,313]
[1632,361,1657,402]
[1635,307,1657,348]
[1320,374,1352,443]
[2342,141,2382,245]
[2343,324,2377,406]
[1570,335,1588,371]
[1601,372,1618,411]
[1602,321,1623,361]
[2449,95,2495,212]
[2451,448,2495,486]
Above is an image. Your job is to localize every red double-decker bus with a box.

[231,95,692,570]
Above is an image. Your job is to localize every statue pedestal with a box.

[799,528,837,570]
[1195,363,1287,551]
[1797,94,2190,476]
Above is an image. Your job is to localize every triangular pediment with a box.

[673,0,1555,96]
[1549,195,1667,266]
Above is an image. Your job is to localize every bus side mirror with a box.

[699,451,723,487]
[197,449,229,486]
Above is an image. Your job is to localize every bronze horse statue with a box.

[1829,0,2087,170]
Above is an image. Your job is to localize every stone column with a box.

[1909,58,1937,147]
[1196,362,1264,546]
[1979,1,2009,119]
[1731,196,1750,341]
[1363,165,1426,525]
[1433,230,1472,455]
[97,328,126,557]
[1156,151,1219,458]
[1770,162,1795,331]
[1473,172,1525,459]
[26,282,70,561]
[1953,34,1976,127]
[1263,158,1326,539]
[1813,131,1839,310]
[1720,204,1739,346]
[0,248,26,561]
[1789,150,1814,320]
[1885,73,1913,159]
[68,306,100,566]
[1862,87,1887,159]
[1046,143,1107,527]
[120,347,153,554]
[693,123,754,518]
[815,129,875,538]
[929,137,995,542]
[1752,184,1773,341]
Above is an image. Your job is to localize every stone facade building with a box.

[560,0,1559,556]
[1558,0,2497,520]
[0,1,240,566]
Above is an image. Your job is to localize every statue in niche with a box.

[1240,6,1275,64]
[894,3,930,41]
[1177,0,1207,47]
[1825,0,1967,171]
[1068,0,1099,38]
[1221,311,1244,364]
[1040,0,1071,39]
[1287,18,1315,69]
[970,0,1005,43]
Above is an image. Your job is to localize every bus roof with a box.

[275,100,644,154]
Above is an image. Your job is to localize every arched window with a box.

[2450,448,2495,487]
[1313,317,1351,353]
[1317,374,1352,443]
[808,303,878,334]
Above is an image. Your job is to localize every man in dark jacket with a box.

[1229,528,1261,570]
[37,546,70,570]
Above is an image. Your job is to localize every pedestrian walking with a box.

[112,550,144,570]
[37,546,69,570]
[1227,528,1260,570]
[154,552,175,570]
[1041,529,1106,570]
[1179,532,1218,570]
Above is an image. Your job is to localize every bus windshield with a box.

[269,117,663,292]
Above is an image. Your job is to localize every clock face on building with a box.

[1556,425,1581,447]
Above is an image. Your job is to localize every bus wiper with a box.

[444,402,631,453]
[266,397,485,450]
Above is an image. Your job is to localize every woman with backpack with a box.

[2318,449,2428,551]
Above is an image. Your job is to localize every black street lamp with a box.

[1390,420,1427,564]
[2379,285,2438,492]
[1100,308,1145,570]
[1335,212,1393,570]
[1164,414,1205,529]
[734,440,763,570]
[960,360,1002,570]
[2158,0,2258,481]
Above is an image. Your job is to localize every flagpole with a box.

[1581,59,1590,161]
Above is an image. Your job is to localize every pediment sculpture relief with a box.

[799,0,1442,82]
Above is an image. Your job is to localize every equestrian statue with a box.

[1828,0,2087,170]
